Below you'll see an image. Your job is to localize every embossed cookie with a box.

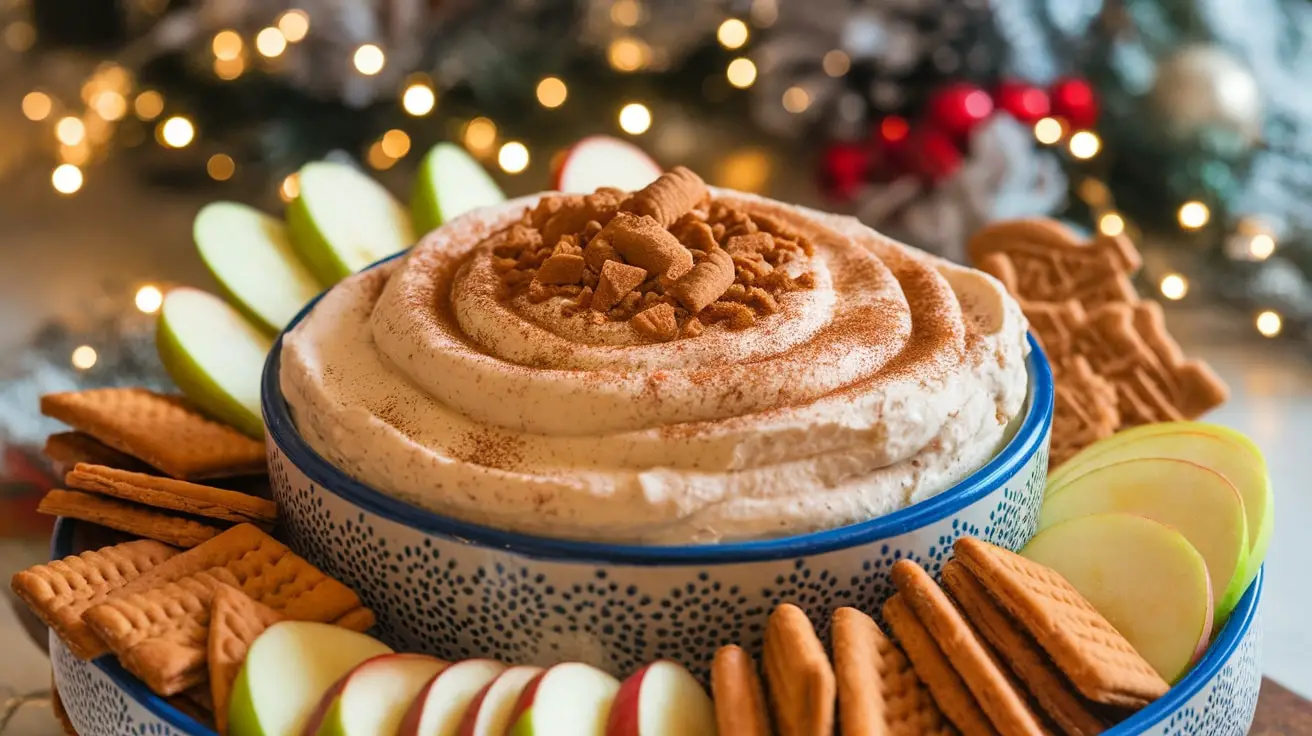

[968,219,1142,308]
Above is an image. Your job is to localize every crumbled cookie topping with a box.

[493,167,816,341]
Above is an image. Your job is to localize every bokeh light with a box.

[135,285,164,313]
[536,77,568,108]
[619,103,653,135]
[498,141,530,173]
[353,44,385,75]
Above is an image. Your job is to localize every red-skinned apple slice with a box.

[301,653,447,736]
[1022,513,1213,683]
[454,665,543,736]
[505,662,621,736]
[553,136,662,193]
[605,660,715,736]
[397,658,506,736]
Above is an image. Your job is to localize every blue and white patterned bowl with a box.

[47,515,1264,736]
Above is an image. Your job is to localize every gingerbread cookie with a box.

[968,219,1141,309]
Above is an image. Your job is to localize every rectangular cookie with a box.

[37,489,222,549]
[210,584,283,736]
[40,389,265,480]
[66,463,277,527]
[10,539,178,660]
[831,606,951,735]
[710,644,772,736]
[763,603,835,736]
[44,432,155,476]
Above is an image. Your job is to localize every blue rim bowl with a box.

[49,517,1264,736]
[259,253,1056,565]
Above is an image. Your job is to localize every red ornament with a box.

[906,129,962,184]
[820,142,870,201]
[926,83,994,139]
[993,80,1051,125]
[1049,77,1098,129]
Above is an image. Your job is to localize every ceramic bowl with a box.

[259,267,1056,675]
[47,517,1264,736]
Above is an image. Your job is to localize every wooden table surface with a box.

[1253,678,1312,734]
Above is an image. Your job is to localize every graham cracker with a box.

[40,389,265,480]
[37,489,222,549]
[968,219,1141,308]
[884,593,997,736]
[66,463,277,527]
[11,539,178,660]
[763,603,835,736]
[44,431,154,476]
[942,560,1107,736]
[209,584,282,736]
[891,560,1046,736]
[710,644,772,736]
[953,538,1169,709]
[831,607,950,736]
[82,524,369,696]
[331,606,377,632]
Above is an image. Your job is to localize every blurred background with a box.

[3,0,1312,731]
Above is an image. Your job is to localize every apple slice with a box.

[396,658,506,736]
[553,136,662,193]
[157,288,271,438]
[194,202,324,333]
[411,143,506,236]
[1039,457,1249,622]
[303,654,448,736]
[1022,513,1213,683]
[286,161,415,285]
[605,660,715,736]
[227,621,393,736]
[1047,421,1273,599]
[454,666,542,736]
[505,663,621,736]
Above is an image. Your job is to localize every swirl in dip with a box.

[280,169,1030,543]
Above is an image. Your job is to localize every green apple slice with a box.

[1022,513,1213,683]
[227,621,393,736]
[194,202,324,333]
[411,142,506,235]
[1046,421,1272,600]
[157,288,272,438]
[286,161,414,285]
[1040,457,1249,623]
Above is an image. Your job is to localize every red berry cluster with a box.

[821,77,1098,201]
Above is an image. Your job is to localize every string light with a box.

[1249,233,1276,260]
[92,91,127,121]
[1098,213,1125,237]
[51,164,83,195]
[1159,273,1188,300]
[1068,131,1100,159]
[134,91,164,120]
[1178,201,1210,230]
[158,116,195,148]
[715,148,771,193]
[717,19,749,49]
[822,50,850,77]
[1034,117,1063,145]
[212,30,243,61]
[782,86,810,113]
[367,141,396,170]
[498,141,530,174]
[536,77,568,108]
[4,21,35,52]
[381,129,411,158]
[726,58,757,89]
[463,117,498,154]
[55,117,86,146]
[1256,310,1282,337]
[255,27,287,58]
[618,103,653,135]
[610,0,641,27]
[280,173,300,202]
[135,285,164,313]
[207,153,236,181]
[607,37,649,72]
[21,92,51,121]
[353,44,385,75]
[71,345,98,370]
[214,57,245,80]
[402,84,436,116]
[277,10,310,43]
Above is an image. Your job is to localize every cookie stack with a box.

[967,219,1228,468]
[711,537,1168,735]
[13,387,374,734]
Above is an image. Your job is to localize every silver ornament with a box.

[1148,44,1264,150]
